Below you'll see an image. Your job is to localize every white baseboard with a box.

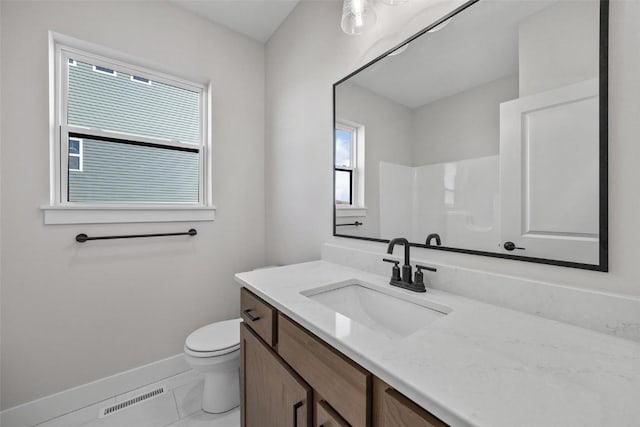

[0,354,189,427]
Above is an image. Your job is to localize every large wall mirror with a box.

[333,0,608,271]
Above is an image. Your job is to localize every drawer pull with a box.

[293,400,303,427]
[243,309,261,321]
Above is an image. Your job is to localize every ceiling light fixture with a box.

[341,0,377,35]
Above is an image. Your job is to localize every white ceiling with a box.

[348,1,556,108]
[170,0,300,43]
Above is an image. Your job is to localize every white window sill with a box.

[335,206,367,218]
[41,205,216,225]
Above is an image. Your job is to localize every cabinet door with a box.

[241,324,312,427]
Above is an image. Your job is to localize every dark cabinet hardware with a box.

[76,228,197,243]
[243,309,260,322]
[503,241,526,251]
[293,401,303,427]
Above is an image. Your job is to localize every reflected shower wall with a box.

[380,156,499,251]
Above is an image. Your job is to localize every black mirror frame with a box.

[333,0,609,272]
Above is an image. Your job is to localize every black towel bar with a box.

[75,229,197,243]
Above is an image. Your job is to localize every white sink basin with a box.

[302,281,450,339]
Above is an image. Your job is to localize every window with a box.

[44,34,214,224]
[334,121,365,216]
[68,138,83,172]
[130,75,151,85]
[334,126,355,205]
[92,65,117,76]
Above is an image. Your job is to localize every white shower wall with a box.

[380,155,499,251]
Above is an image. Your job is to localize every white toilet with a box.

[184,318,242,413]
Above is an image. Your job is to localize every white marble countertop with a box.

[235,261,640,427]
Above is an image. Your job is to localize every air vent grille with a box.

[99,386,166,418]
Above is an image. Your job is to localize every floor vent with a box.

[99,386,166,418]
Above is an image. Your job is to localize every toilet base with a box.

[184,349,240,414]
[201,369,240,414]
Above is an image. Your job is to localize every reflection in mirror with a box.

[333,0,607,269]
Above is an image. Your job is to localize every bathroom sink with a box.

[302,282,449,339]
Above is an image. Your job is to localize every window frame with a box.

[334,168,354,205]
[334,120,366,217]
[334,123,357,207]
[44,32,215,224]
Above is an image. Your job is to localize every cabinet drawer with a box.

[380,386,447,427]
[241,288,277,347]
[316,399,350,427]
[278,314,371,427]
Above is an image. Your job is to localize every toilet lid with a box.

[185,318,242,354]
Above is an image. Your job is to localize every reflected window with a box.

[335,128,353,168]
[334,124,358,206]
[335,169,352,205]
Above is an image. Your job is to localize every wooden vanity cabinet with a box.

[240,288,448,427]
[240,287,277,346]
[240,324,312,427]
[278,314,371,427]
[316,398,350,427]
[373,378,447,427]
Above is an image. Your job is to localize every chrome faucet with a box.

[383,238,437,293]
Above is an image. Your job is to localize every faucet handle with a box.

[414,264,436,290]
[416,264,437,273]
[382,258,401,282]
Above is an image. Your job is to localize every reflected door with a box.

[499,79,600,264]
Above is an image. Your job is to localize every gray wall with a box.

[0,0,265,409]
[411,74,518,166]
[519,1,599,97]
[264,0,640,298]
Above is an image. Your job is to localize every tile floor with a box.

[35,370,239,427]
